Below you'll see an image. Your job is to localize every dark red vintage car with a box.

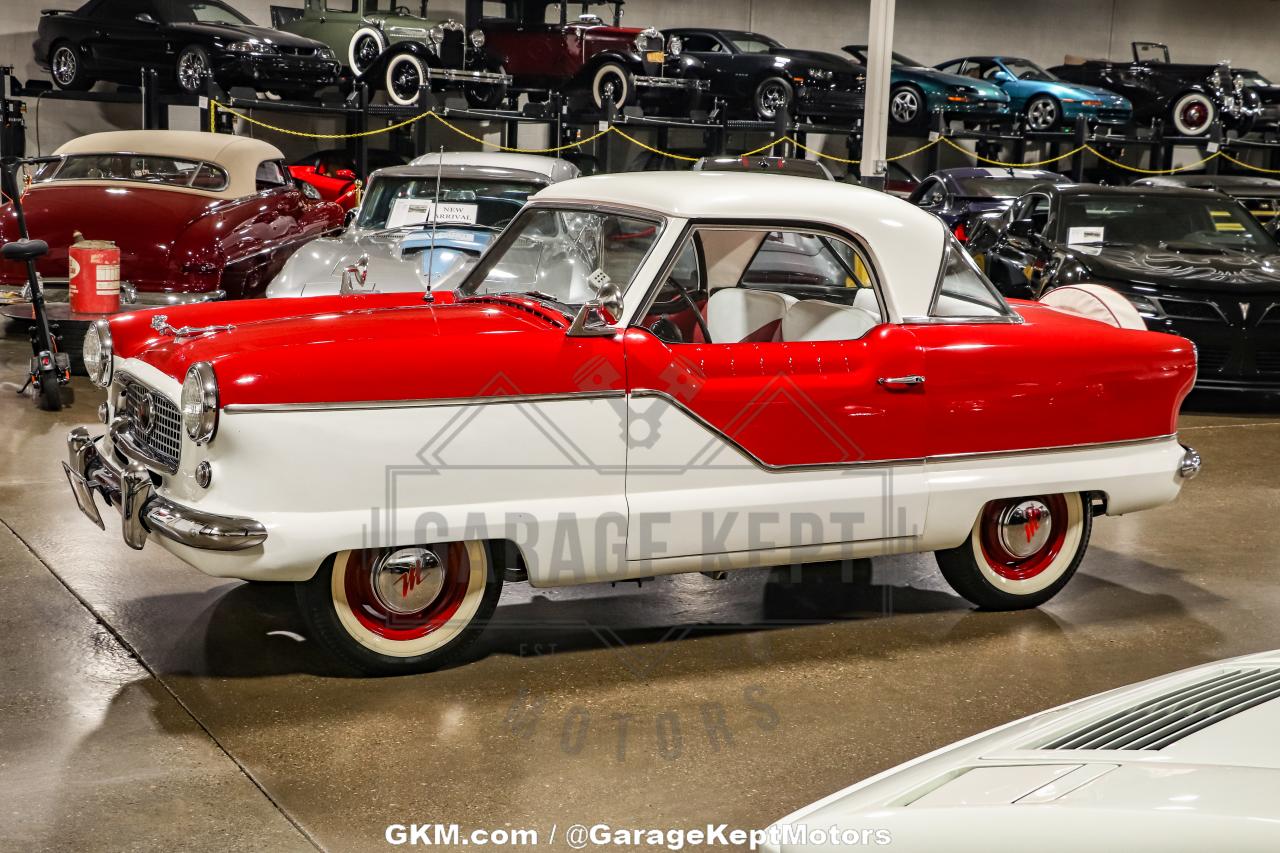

[0,130,343,302]
[478,0,707,111]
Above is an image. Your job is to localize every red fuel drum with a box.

[68,240,121,313]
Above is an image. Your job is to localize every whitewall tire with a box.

[348,26,385,75]
[935,492,1091,609]
[386,53,428,106]
[297,541,503,675]
[1171,92,1215,136]
[590,62,632,109]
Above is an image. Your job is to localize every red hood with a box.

[110,293,622,406]
[0,185,223,291]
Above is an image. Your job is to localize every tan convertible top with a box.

[53,131,285,199]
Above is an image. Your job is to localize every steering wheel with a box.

[664,277,711,343]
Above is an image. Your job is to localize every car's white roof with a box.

[533,171,949,319]
[410,151,580,183]
[53,131,285,199]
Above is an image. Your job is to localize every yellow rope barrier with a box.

[208,100,1280,177]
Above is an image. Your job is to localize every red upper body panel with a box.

[0,184,342,297]
[482,23,647,79]
[109,293,1195,463]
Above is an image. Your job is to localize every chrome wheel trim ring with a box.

[891,90,919,123]
[52,47,77,86]
[995,499,1054,559]
[371,547,445,615]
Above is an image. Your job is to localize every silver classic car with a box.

[265,151,579,298]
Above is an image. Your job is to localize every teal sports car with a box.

[936,56,1132,131]
[843,45,1010,132]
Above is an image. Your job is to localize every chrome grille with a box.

[1038,668,1280,751]
[119,378,182,470]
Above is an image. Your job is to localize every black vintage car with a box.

[34,0,340,97]
[1050,42,1260,138]
[664,28,864,121]
[970,182,1280,396]
[1132,175,1280,226]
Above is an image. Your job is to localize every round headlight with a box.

[83,319,113,388]
[427,25,444,45]
[667,35,682,57]
[181,361,219,445]
[469,28,485,49]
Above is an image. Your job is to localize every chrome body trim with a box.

[150,314,235,339]
[633,75,709,91]
[63,428,267,552]
[109,414,179,476]
[224,389,626,414]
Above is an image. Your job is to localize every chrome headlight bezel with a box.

[666,35,682,57]
[83,319,113,388]
[427,25,445,45]
[181,361,219,445]
[469,28,485,49]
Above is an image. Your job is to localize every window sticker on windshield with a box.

[387,199,479,228]
[1215,221,1246,232]
[1067,226,1104,245]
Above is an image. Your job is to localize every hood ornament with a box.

[150,314,235,339]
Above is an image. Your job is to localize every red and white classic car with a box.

[64,171,1200,675]
[0,130,343,303]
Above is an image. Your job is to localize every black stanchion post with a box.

[715,98,729,155]
[1207,122,1222,175]
[925,112,944,176]
[773,104,789,156]
[597,98,615,174]
[1071,114,1087,182]
[1152,118,1170,172]
[352,83,369,180]
[414,89,430,159]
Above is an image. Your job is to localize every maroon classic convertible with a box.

[0,130,342,303]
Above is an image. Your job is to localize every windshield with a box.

[955,176,1059,199]
[1059,195,1279,253]
[730,34,782,53]
[1000,57,1055,81]
[845,47,918,66]
[461,207,662,307]
[357,176,542,229]
[37,154,228,190]
[155,0,254,25]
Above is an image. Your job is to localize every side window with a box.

[643,227,884,345]
[325,0,358,12]
[915,178,946,208]
[255,160,288,190]
[932,237,1013,318]
[1026,194,1052,234]
[682,34,723,53]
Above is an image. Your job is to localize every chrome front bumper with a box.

[634,75,709,91]
[62,427,267,552]
[1179,443,1202,480]
[434,68,512,85]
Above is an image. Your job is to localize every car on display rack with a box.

[273,0,511,108]
[477,0,707,112]
[1050,42,1262,138]
[0,131,343,303]
[34,0,341,97]
[1131,174,1280,227]
[267,151,579,298]
[285,147,409,212]
[909,167,1072,242]
[763,650,1280,852]
[64,171,1199,675]
[692,155,834,180]
[662,28,864,122]
[968,182,1280,396]
[934,55,1131,131]
[842,45,1011,132]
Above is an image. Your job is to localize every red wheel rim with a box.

[344,544,473,641]
[1181,102,1208,131]
[978,494,1069,581]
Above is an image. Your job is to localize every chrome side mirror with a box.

[567,281,623,337]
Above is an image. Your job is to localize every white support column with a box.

[859,0,896,191]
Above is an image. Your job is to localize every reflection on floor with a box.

[2,330,1278,852]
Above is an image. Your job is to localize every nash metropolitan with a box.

[267,151,579,298]
[65,172,1198,675]
[0,130,343,303]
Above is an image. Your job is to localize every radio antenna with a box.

[424,146,444,303]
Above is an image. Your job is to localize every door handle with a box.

[878,375,925,387]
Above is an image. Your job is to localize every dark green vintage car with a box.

[274,0,511,106]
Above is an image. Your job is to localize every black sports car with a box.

[1050,42,1260,138]
[970,182,1280,395]
[1132,174,1280,226]
[909,167,1071,242]
[34,0,340,97]
[664,28,864,121]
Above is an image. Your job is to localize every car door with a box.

[94,0,168,72]
[680,32,737,93]
[984,192,1054,298]
[622,225,928,565]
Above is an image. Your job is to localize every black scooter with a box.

[2,155,69,411]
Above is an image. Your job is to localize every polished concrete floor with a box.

[1,331,1278,852]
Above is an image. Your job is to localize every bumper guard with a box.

[634,75,709,91]
[63,427,267,552]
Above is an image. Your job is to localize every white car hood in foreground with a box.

[765,650,1280,852]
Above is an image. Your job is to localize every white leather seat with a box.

[781,299,879,342]
[706,287,794,343]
